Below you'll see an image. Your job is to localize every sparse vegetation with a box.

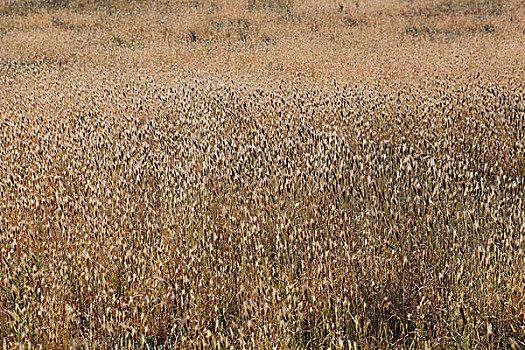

[1,0,525,348]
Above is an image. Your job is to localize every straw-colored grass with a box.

[1,0,524,348]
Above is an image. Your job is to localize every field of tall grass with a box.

[1,0,524,348]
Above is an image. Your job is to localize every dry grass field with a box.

[1,0,525,348]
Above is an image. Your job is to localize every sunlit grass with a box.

[0,0,524,348]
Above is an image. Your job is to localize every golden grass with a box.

[1,0,525,348]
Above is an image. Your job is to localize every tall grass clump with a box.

[1,0,525,348]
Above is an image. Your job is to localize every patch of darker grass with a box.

[0,0,70,16]
[111,34,142,48]
[248,0,293,19]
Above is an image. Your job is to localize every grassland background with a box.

[1,0,525,348]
